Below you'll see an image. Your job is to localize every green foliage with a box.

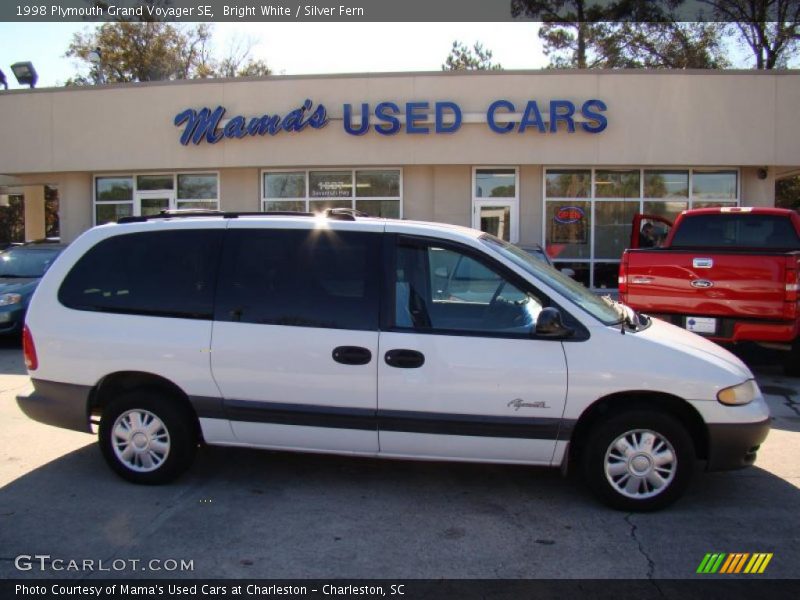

[442,40,503,71]
[776,176,800,210]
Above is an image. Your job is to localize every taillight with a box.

[618,255,628,298]
[785,258,799,321]
[22,325,37,371]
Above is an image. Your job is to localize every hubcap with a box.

[111,409,170,473]
[604,429,676,499]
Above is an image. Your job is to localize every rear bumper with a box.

[706,418,771,471]
[648,313,798,344]
[16,379,93,433]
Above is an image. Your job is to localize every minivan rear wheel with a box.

[98,390,197,484]
[582,410,694,511]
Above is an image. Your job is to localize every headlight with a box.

[0,293,22,306]
[717,380,760,406]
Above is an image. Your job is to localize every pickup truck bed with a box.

[619,208,800,373]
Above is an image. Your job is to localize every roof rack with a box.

[116,207,371,224]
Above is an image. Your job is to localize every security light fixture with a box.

[10,62,38,88]
[0,68,7,90]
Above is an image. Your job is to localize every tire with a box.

[582,410,695,511]
[98,389,197,484]
[782,339,800,377]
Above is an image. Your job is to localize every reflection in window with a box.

[595,170,640,199]
[263,169,401,216]
[546,170,590,198]
[644,170,688,198]
[479,206,511,241]
[594,201,639,259]
[692,171,737,200]
[475,169,516,198]
[265,172,306,198]
[356,170,400,197]
[137,175,174,191]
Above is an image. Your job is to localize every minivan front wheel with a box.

[582,411,694,511]
[99,390,197,484]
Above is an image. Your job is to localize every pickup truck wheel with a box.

[783,339,800,377]
[582,411,694,511]
[98,390,197,485]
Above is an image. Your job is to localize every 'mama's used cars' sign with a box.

[174,98,608,145]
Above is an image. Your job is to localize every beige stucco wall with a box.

[22,186,45,241]
[1,71,798,175]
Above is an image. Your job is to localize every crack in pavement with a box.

[624,513,665,599]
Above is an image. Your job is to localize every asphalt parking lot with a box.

[0,339,798,582]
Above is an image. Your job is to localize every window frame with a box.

[542,166,741,290]
[261,167,403,218]
[472,166,520,244]
[93,171,220,226]
[384,233,580,340]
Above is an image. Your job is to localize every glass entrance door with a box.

[135,191,175,216]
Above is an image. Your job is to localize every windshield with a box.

[0,248,62,278]
[480,235,620,325]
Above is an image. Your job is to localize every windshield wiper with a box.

[601,295,639,334]
[0,274,26,278]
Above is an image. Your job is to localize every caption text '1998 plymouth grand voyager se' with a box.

[17,210,770,511]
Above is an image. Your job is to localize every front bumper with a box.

[0,305,24,334]
[16,379,93,433]
[706,418,771,471]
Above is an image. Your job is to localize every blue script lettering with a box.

[174,100,329,145]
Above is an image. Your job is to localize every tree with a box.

[65,22,270,85]
[698,0,800,69]
[442,40,503,71]
[511,1,727,69]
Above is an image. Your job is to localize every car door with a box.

[210,221,382,453]
[377,233,569,465]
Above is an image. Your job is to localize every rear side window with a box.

[215,228,381,331]
[671,214,800,250]
[58,230,224,319]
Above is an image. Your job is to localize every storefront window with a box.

[544,167,739,290]
[265,172,306,199]
[309,171,353,198]
[692,170,738,200]
[94,173,219,225]
[263,168,402,218]
[475,169,516,198]
[644,170,689,198]
[95,176,134,225]
[356,170,400,198]
[546,170,590,198]
[643,200,688,222]
[595,170,640,198]
[594,201,640,259]
[545,201,591,260]
[177,174,218,207]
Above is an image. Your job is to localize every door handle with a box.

[332,346,372,366]
[385,349,425,369]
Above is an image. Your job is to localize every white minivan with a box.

[17,211,770,511]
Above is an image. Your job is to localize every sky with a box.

[0,22,547,89]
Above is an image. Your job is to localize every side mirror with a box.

[433,267,449,278]
[535,307,574,338]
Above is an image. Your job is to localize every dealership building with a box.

[0,69,798,289]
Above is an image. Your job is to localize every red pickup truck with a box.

[619,207,800,374]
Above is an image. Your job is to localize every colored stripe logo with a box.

[696,553,773,574]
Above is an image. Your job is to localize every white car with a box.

[17,211,770,511]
